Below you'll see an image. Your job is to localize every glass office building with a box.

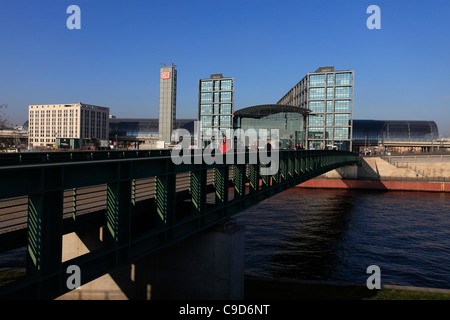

[278,66,354,151]
[233,104,309,149]
[198,74,234,147]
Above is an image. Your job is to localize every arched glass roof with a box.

[234,104,311,119]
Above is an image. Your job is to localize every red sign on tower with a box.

[161,71,170,79]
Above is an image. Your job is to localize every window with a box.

[308,127,324,139]
[327,87,334,99]
[220,92,232,102]
[309,74,325,86]
[221,104,232,114]
[334,100,351,112]
[309,114,324,126]
[325,127,333,139]
[326,101,333,112]
[201,92,213,103]
[334,113,351,126]
[334,127,350,139]
[309,87,325,99]
[308,100,325,113]
[201,81,212,92]
[220,115,231,126]
[220,80,233,91]
[327,74,334,86]
[201,116,212,127]
[201,104,212,115]
[335,73,352,85]
[335,87,352,99]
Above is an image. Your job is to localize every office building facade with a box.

[198,74,234,147]
[159,64,177,145]
[278,66,354,151]
[28,102,109,148]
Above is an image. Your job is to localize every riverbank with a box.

[297,179,450,192]
[297,156,450,192]
[244,277,450,300]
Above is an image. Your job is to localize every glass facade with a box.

[198,74,234,146]
[233,105,308,149]
[352,120,439,147]
[278,67,354,151]
[307,70,353,150]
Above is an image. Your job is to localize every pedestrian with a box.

[265,140,272,156]
[220,136,231,153]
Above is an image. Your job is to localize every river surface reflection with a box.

[235,188,450,289]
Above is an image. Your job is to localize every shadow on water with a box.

[237,188,450,289]
[235,188,360,281]
[268,189,358,280]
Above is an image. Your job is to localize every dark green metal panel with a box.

[26,168,64,298]
[214,166,229,218]
[248,163,259,195]
[154,160,176,241]
[106,173,132,264]
[189,164,207,217]
[233,164,246,201]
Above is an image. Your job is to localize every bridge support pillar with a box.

[141,220,245,300]
[58,221,245,300]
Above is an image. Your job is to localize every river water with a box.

[235,188,450,289]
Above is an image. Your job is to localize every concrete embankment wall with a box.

[297,156,450,192]
[298,178,449,192]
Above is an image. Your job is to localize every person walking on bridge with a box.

[220,135,231,153]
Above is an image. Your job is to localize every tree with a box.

[0,104,10,130]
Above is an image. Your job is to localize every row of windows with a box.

[200,79,233,92]
[308,127,350,139]
[200,127,231,137]
[31,138,56,143]
[309,86,352,100]
[309,72,352,87]
[29,120,106,128]
[308,100,352,113]
[200,103,232,115]
[200,115,232,127]
[309,114,351,126]
[200,92,233,103]
[30,110,107,118]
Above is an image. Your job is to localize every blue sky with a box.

[1,0,449,135]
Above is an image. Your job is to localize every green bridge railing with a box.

[0,149,358,299]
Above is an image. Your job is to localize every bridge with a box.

[0,149,358,299]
